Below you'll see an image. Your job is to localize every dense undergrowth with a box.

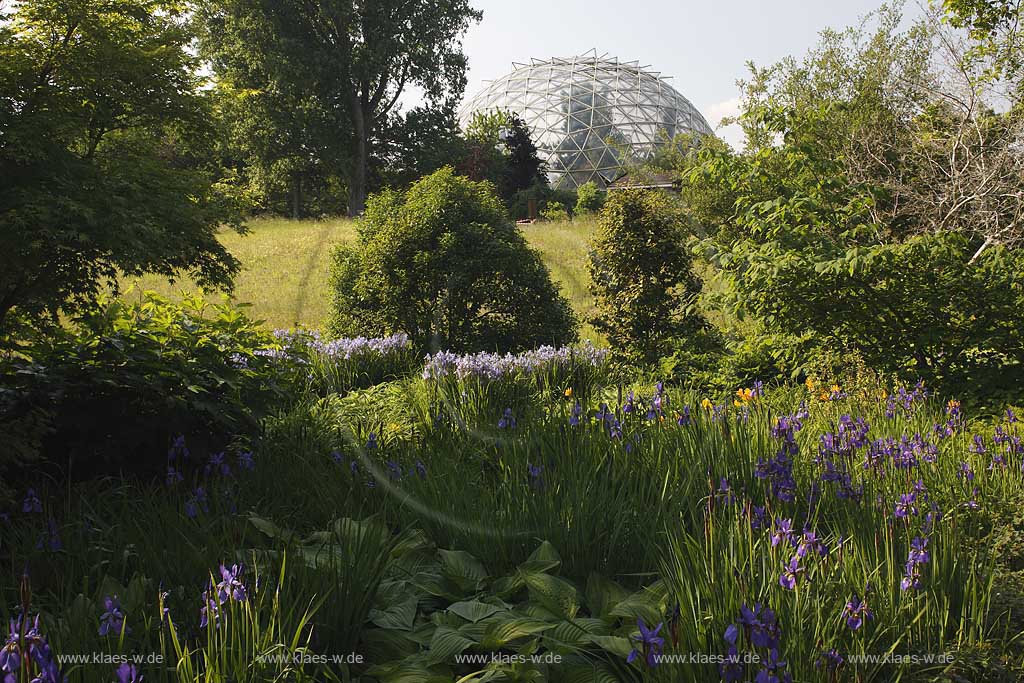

[1,297,1023,682]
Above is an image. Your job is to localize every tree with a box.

[327,167,578,353]
[501,113,548,197]
[374,102,465,190]
[202,0,481,216]
[0,0,240,336]
[672,6,1024,394]
[589,190,708,365]
[458,110,548,202]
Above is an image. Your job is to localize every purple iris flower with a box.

[720,627,744,681]
[99,596,129,637]
[22,489,42,514]
[739,603,780,650]
[755,648,791,683]
[238,451,255,471]
[677,406,691,426]
[206,453,231,478]
[217,564,247,603]
[779,557,801,590]
[797,529,826,558]
[569,400,582,426]
[184,488,206,519]
[527,463,544,488]
[622,391,635,415]
[843,594,871,630]
[771,518,796,548]
[894,492,917,519]
[626,618,663,667]
[497,408,516,429]
[816,648,843,672]
[165,467,183,486]
[115,662,143,683]
[366,433,378,450]
[750,505,768,530]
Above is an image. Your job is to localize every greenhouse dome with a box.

[459,51,713,190]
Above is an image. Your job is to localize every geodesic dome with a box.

[460,51,713,190]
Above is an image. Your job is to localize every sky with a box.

[453,0,925,148]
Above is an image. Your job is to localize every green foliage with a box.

[507,184,578,221]
[671,7,1024,400]
[588,190,710,365]
[201,0,481,215]
[573,181,605,215]
[539,201,570,222]
[458,110,549,204]
[327,168,578,353]
[501,112,549,197]
[0,0,241,335]
[0,292,301,486]
[6,375,1023,681]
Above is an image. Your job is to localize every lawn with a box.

[122,216,603,343]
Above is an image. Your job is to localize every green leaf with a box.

[587,635,633,659]
[427,625,477,664]
[522,571,579,619]
[448,600,506,623]
[370,595,418,631]
[439,549,489,592]
[480,616,554,649]
[518,540,561,574]
[585,573,630,619]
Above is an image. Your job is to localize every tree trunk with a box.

[291,174,302,220]
[347,96,369,217]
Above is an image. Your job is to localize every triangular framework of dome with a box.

[460,51,712,190]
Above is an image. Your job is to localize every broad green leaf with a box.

[588,635,633,659]
[439,549,489,591]
[518,540,561,574]
[449,600,506,623]
[585,573,630,619]
[480,616,554,649]
[522,571,579,619]
[370,595,418,631]
[427,625,477,664]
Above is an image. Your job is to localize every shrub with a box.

[328,167,578,353]
[0,292,303,486]
[539,200,569,222]
[589,189,710,365]
[574,181,605,215]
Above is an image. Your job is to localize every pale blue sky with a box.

[455,0,925,146]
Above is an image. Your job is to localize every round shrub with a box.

[327,167,578,353]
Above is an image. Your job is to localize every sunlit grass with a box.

[121,215,604,344]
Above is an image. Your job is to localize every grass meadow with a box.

[121,216,602,343]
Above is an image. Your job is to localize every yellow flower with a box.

[701,398,713,411]
[735,388,753,402]
[830,384,841,394]
[733,399,742,407]
[805,377,815,391]
[564,387,573,398]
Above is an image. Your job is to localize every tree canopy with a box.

[201,0,481,216]
[0,0,240,336]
